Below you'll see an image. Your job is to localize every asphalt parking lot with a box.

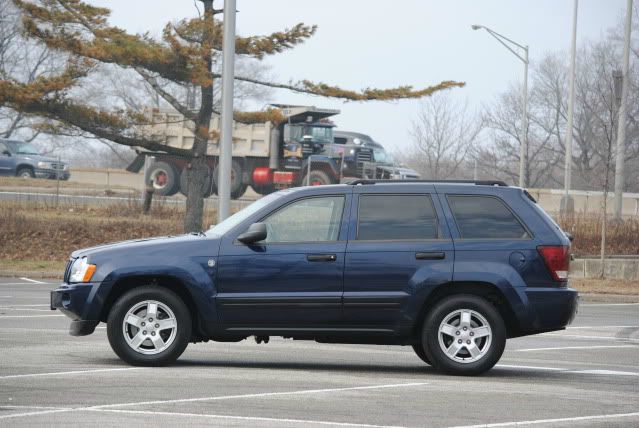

[1,277,638,427]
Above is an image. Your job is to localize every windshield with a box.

[13,142,40,155]
[373,148,394,165]
[285,124,333,144]
[309,126,333,144]
[206,191,286,237]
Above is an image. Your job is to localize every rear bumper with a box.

[520,287,578,334]
[50,282,99,336]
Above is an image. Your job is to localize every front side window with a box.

[448,195,529,239]
[263,196,345,243]
[357,194,439,240]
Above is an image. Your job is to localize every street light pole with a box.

[218,0,236,222]
[613,0,633,220]
[561,0,579,215]
[472,25,529,187]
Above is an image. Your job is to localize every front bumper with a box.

[50,282,99,336]
[522,287,578,334]
[35,168,70,180]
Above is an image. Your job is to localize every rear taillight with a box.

[537,246,570,282]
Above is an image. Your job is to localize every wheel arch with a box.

[16,164,35,175]
[413,282,521,339]
[100,274,205,341]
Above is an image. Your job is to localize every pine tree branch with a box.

[135,68,197,122]
[221,74,466,101]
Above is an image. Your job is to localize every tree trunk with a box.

[183,0,215,233]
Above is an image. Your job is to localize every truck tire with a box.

[214,159,247,199]
[301,170,332,186]
[107,286,191,366]
[421,295,506,376]
[17,167,35,179]
[252,183,275,196]
[145,161,179,196]
[179,167,215,198]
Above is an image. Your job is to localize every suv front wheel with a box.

[422,295,506,376]
[107,286,191,366]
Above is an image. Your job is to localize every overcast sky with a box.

[93,0,627,153]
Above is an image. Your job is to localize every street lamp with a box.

[472,24,529,188]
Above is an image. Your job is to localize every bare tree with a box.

[407,93,481,179]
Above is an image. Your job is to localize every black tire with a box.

[179,166,215,198]
[213,159,247,199]
[300,169,332,187]
[251,183,275,196]
[422,295,506,376]
[412,343,432,365]
[107,286,191,366]
[145,161,179,196]
[16,167,34,178]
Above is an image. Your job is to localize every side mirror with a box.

[237,222,267,245]
[2,150,11,157]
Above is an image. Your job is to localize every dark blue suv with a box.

[51,180,577,375]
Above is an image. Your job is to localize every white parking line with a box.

[0,314,64,318]
[0,382,430,421]
[580,303,639,306]
[450,411,639,427]
[542,333,639,342]
[18,278,47,284]
[88,409,405,427]
[92,382,430,409]
[0,367,141,380]
[496,364,639,377]
[515,345,635,352]
[568,325,639,329]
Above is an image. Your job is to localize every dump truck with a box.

[127,105,376,198]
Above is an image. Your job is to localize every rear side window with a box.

[448,195,529,239]
[357,194,439,240]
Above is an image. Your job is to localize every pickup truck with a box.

[0,139,70,180]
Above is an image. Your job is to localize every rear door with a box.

[343,184,454,330]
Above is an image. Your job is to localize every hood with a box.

[71,233,219,260]
[18,153,65,164]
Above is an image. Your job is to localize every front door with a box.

[216,194,350,329]
[343,185,454,331]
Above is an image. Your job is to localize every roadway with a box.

[1,277,638,427]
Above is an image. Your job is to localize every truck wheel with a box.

[145,161,179,196]
[422,295,506,376]
[301,170,332,186]
[214,159,246,199]
[107,286,191,366]
[179,167,215,198]
[412,343,431,365]
[17,167,34,179]
[252,183,275,196]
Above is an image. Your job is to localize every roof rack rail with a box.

[346,179,509,186]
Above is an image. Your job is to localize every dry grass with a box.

[0,201,220,262]
[570,278,639,295]
[0,176,133,190]
[557,213,639,256]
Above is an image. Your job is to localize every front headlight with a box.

[37,161,53,169]
[69,257,96,283]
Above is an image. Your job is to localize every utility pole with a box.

[218,0,236,222]
[613,0,633,220]
[471,25,529,187]
[561,0,578,215]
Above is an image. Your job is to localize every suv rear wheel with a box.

[422,295,506,375]
[107,286,191,366]
[411,344,431,365]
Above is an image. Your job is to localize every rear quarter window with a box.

[447,195,530,239]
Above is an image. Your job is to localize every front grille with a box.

[356,149,374,177]
[50,163,65,170]
[356,149,373,162]
[301,143,314,155]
